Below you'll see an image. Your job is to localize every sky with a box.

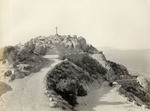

[0,0,150,50]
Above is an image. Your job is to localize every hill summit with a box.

[22,35,100,55]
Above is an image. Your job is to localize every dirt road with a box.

[0,55,61,111]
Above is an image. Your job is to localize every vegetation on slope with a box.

[46,61,90,106]
[118,80,150,108]
[2,35,150,109]
[3,45,49,80]
[66,53,107,81]
[106,61,134,82]
[46,54,107,106]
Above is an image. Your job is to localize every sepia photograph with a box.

[0,0,150,111]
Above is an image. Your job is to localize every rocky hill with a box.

[25,35,99,55]
[1,34,150,110]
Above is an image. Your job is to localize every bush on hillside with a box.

[4,45,49,80]
[118,80,150,107]
[106,61,133,82]
[46,61,89,106]
[55,43,82,60]
[34,45,47,55]
[4,70,12,77]
[24,39,35,53]
[46,54,107,106]
[17,49,31,62]
[4,46,18,64]
[66,53,107,80]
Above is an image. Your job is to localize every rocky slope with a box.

[0,34,150,110]
[1,35,100,80]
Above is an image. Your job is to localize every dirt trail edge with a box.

[0,55,62,111]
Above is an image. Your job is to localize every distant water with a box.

[103,50,150,79]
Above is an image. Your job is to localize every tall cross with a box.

[55,27,58,35]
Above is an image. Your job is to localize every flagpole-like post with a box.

[55,27,58,36]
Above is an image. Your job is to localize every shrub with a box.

[77,85,87,96]
[4,46,18,64]
[46,55,107,106]
[4,70,12,77]
[46,61,89,106]
[107,61,132,81]
[17,49,31,62]
[34,45,47,55]
[118,81,150,107]
[56,79,78,106]
[24,40,35,53]
[4,45,49,80]
[67,53,107,79]
[10,74,16,81]
[108,82,113,87]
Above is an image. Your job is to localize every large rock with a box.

[4,70,12,77]
[71,38,81,49]
[90,53,111,70]
[137,76,150,92]
[62,39,73,49]
[77,37,87,51]
[49,101,59,108]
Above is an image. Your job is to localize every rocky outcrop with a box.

[25,35,99,55]
[77,37,87,51]
[118,79,150,108]
[90,52,132,82]
[137,76,150,93]
[89,51,150,108]
[3,45,49,81]
[90,52,111,70]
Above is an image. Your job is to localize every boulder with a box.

[71,38,80,49]
[5,70,12,77]
[90,53,111,70]
[63,39,73,49]
[77,37,87,51]
[49,97,53,102]
[49,101,59,108]
[137,76,149,91]
[142,105,147,109]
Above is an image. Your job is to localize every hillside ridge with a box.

[0,34,150,110]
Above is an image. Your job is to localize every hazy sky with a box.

[1,0,150,49]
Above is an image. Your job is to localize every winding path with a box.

[75,83,150,111]
[0,55,61,111]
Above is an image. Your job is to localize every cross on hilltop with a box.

[55,27,58,36]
